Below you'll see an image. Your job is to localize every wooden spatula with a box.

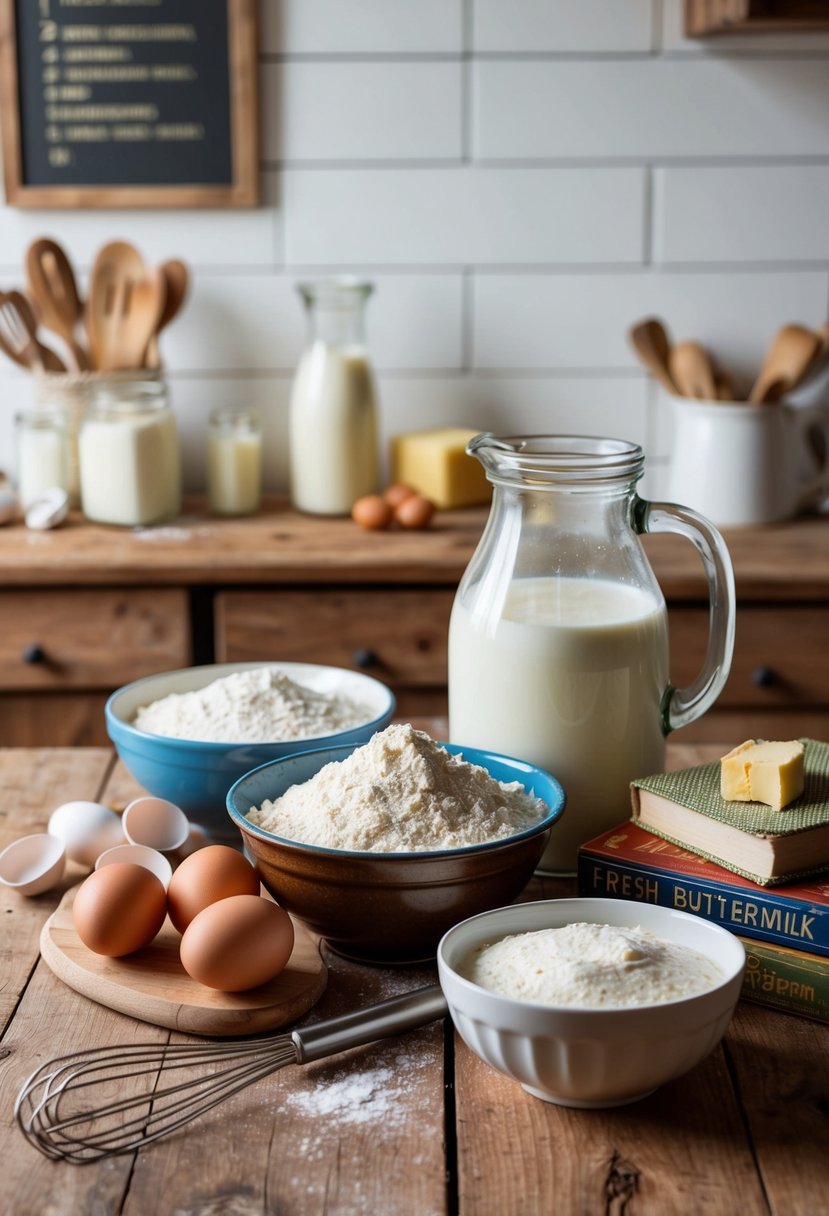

[87,242,166,371]
[668,341,718,400]
[628,317,677,394]
[748,324,823,404]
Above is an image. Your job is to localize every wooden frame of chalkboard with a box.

[0,0,259,208]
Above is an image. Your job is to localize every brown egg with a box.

[72,862,167,957]
[180,894,295,992]
[166,844,260,933]
[394,494,435,529]
[382,483,417,509]
[351,495,393,530]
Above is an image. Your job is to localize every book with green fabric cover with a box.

[630,738,829,885]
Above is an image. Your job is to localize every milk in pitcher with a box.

[449,576,669,873]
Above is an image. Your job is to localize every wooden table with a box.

[2,740,828,1215]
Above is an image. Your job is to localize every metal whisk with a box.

[15,985,448,1165]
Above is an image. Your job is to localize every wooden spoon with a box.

[748,324,823,404]
[0,290,66,372]
[628,317,677,394]
[668,341,718,400]
[145,258,189,368]
[25,238,90,371]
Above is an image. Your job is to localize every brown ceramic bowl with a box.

[226,742,566,963]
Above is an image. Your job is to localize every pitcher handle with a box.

[633,498,736,735]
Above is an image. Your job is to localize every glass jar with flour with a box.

[448,434,736,875]
[78,377,181,526]
[288,279,380,515]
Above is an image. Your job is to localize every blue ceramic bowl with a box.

[226,741,566,962]
[106,662,395,840]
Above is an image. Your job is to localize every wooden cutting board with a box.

[40,885,328,1036]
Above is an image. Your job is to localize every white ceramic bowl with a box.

[437,897,745,1108]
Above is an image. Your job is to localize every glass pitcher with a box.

[448,434,736,875]
[288,279,380,515]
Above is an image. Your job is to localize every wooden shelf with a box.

[685,0,829,35]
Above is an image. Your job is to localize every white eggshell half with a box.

[0,833,66,896]
[95,843,173,890]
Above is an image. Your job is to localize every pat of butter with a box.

[389,428,490,509]
[720,740,805,811]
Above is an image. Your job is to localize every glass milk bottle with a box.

[15,408,71,507]
[78,378,181,527]
[448,435,736,875]
[288,280,379,514]
[207,406,262,516]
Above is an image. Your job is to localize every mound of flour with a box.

[133,667,372,743]
[246,723,547,851]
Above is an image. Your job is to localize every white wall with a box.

[1,0,828,496]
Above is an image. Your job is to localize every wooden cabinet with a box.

[215,587,454,717]
[0,588,190,746]
[0,501,826,746]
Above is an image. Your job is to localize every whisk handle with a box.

[292,984,448,1064]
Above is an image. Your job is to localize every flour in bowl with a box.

[462,923,722,1008]
[246,723,548,851]
[133,667,373,743]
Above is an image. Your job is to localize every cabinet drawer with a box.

[215,589,453,687]
[670,605,829,709]
[0,589,191,690]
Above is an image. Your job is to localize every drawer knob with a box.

[751,665,777,688]
[352,647,379,670]
[22,643,46,665]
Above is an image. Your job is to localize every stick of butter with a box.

[720,740,805,811]
[389,428,491,509]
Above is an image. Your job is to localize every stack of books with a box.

[577,739,829,1024]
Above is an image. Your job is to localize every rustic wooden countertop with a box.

[1,735,827,1215]
[1,497,828,599]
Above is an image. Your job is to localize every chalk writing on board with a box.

[14,0,233,188]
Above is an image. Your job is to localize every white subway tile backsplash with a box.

[473,0,653,53]
[473,272,829,381]
[0,174,283,272]
[654,165,829,263]
[2,12,829,497]
[164,273,464,372]
[378,374,650,449]
[661,0,829,52]
[285,167,645,264]
[259,0,464,55]
[474,58,829,158]
[261,62,463,162]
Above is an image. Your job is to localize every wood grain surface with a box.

[41,888,327,1036]
[0,498,827,596]
[2,739,829,1214]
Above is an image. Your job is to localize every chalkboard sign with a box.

[0,0,258,207]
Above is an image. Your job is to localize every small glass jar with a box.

[78,377,181,527]
[15,407,72,508]
[206,406,262,516]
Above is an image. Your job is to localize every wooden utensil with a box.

[748,324,823,404]
[145,257,189,368]
[628,317,678,394]
[0,290,66,372]
[668,340,718,400]
[25,238,90,371]
[87,242,167,371]
[40,885,327,1035]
